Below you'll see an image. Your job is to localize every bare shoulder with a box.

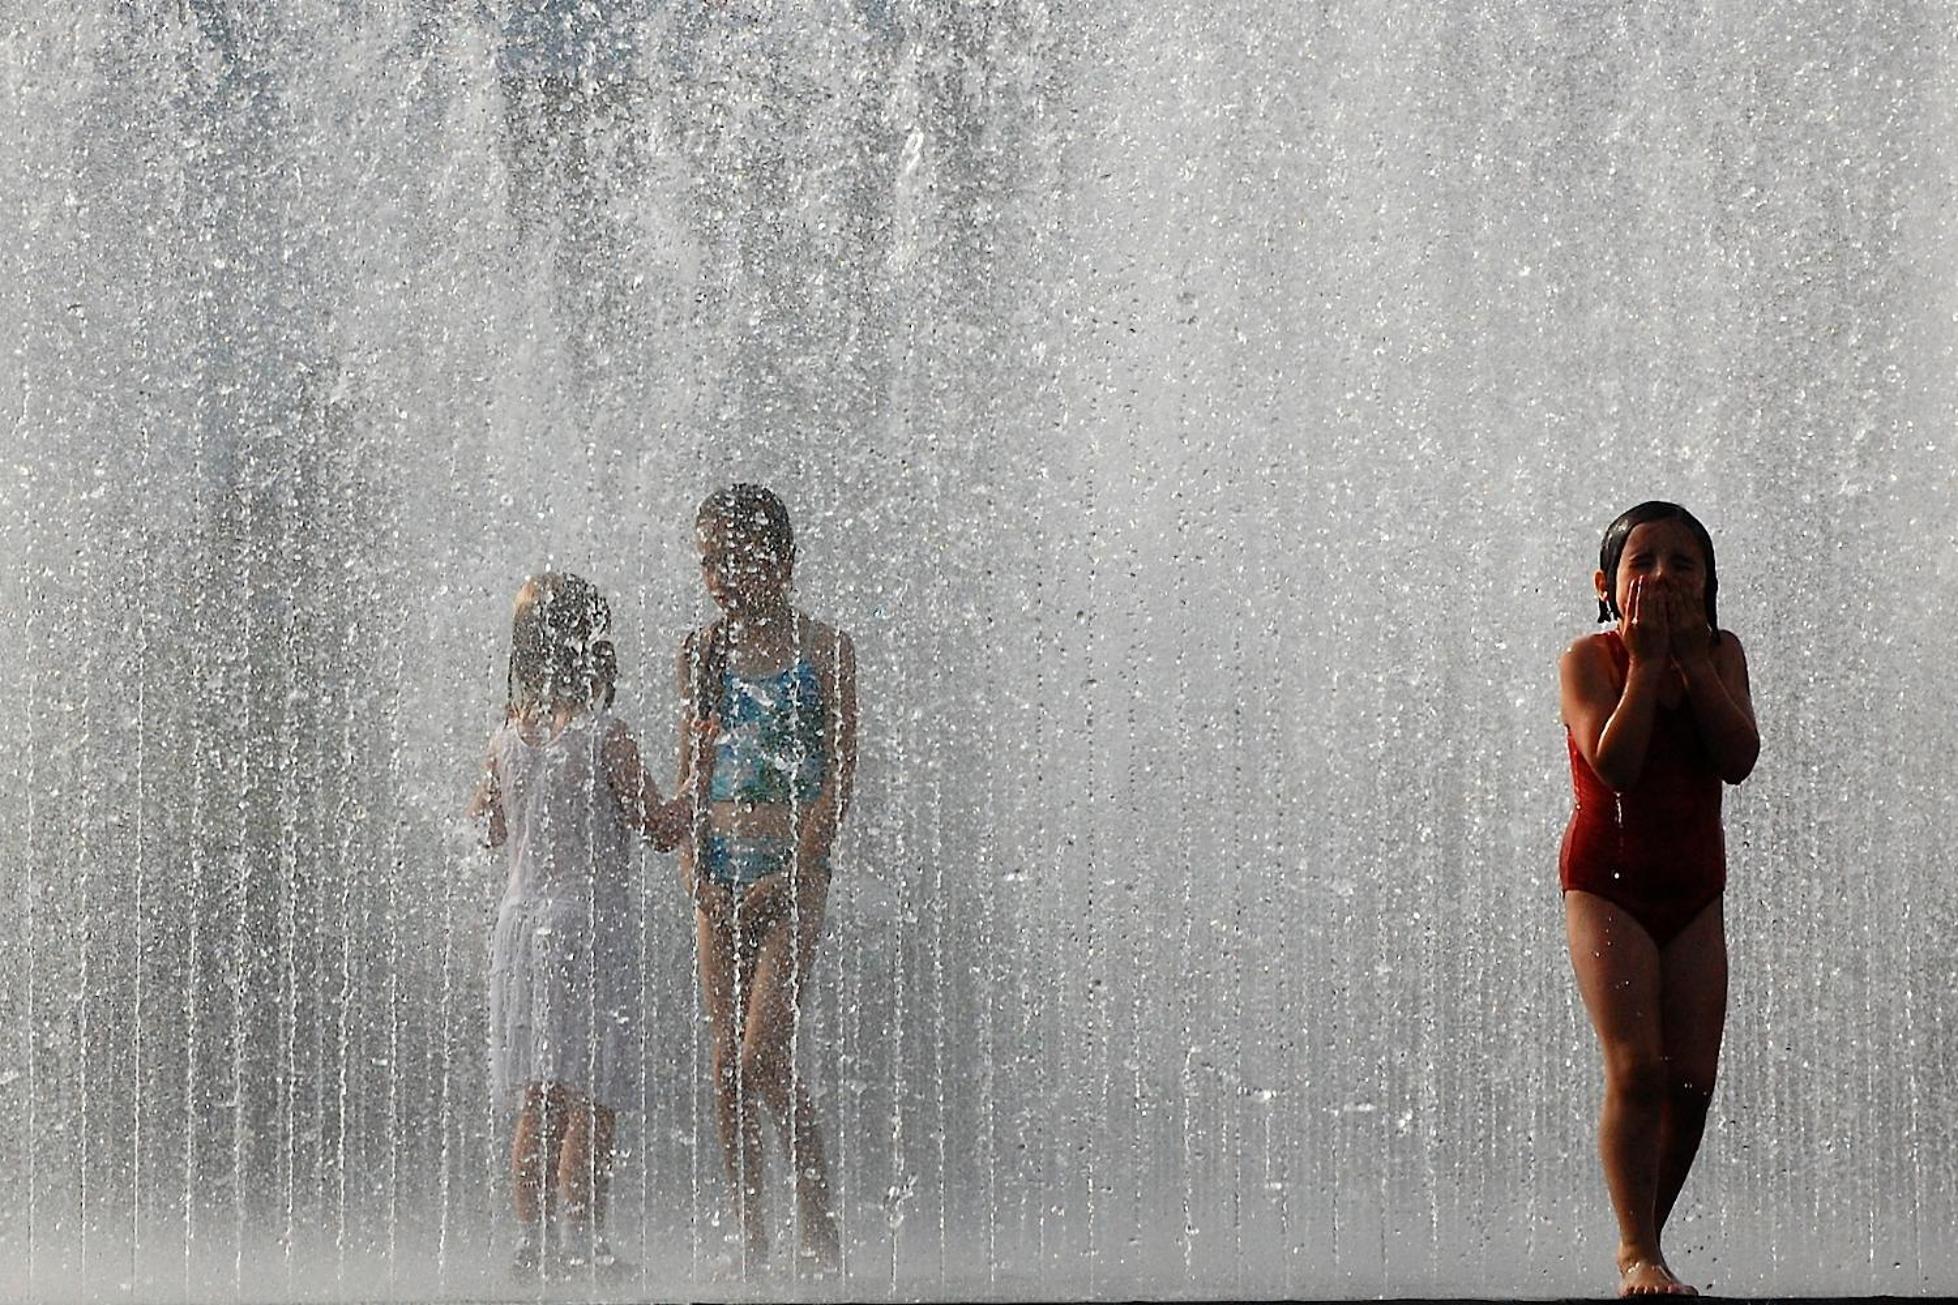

[598,716,644,788]
[1558,632,1624,725]
[798,614,854,668]
[1558,631,1615,679]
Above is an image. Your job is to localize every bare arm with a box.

[674,630,716,902]
[1561,638,1667,792]
[1561,577,1673,792]
[1678,634,1759,783]
[601,719,686,851]
[794,628,858,868]
[466,741,506,849]
[675,629,719,812]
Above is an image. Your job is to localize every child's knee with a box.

[1605,1052,1668,1107]
[737,1046,790,1104]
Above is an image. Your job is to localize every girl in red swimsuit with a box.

[1557,502,1759,1298]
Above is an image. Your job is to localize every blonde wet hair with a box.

[505,571,613,719]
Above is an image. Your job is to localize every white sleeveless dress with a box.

[487,709,643,1107]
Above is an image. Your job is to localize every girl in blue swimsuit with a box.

[676,485,858,1273]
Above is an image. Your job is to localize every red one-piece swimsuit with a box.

[1560,630,1726,946]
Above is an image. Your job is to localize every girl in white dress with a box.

[470,572,686,1278]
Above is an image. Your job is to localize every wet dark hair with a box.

[506,572,612,719]
[690,485,796,718]
[696,483,795,573]
[593,637,618,709]
[1596,500,1719,633]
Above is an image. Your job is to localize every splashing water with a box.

[3,2,1956,1300]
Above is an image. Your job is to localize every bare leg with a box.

[558,1092,617,1228]
[512,1083,569,1226]
[1654,900,1727,1240]
[698,890,768,1265]
[739,872,838,1269]
[509,1083,570,1275]
[554,1090,621,1273]
[1566,892,1692,1296]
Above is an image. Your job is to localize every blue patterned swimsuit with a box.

[702,656,828,891]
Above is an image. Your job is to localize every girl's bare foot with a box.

[1617,1248,1696,1296]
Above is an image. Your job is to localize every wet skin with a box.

[1558,518,1759,1297]
[680,516,858,1270]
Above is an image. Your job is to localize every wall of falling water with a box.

[2,2,1955,1300]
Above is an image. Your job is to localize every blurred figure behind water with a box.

[495,0,662,438]
[498,0,648,236]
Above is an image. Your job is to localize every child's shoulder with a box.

[796,612,854,668]
[594,707,638,754]
[1559,629,1619,666]
[797,611,849,646]
[1557,631,1624,698]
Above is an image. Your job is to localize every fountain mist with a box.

[2,2,1954,1299]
